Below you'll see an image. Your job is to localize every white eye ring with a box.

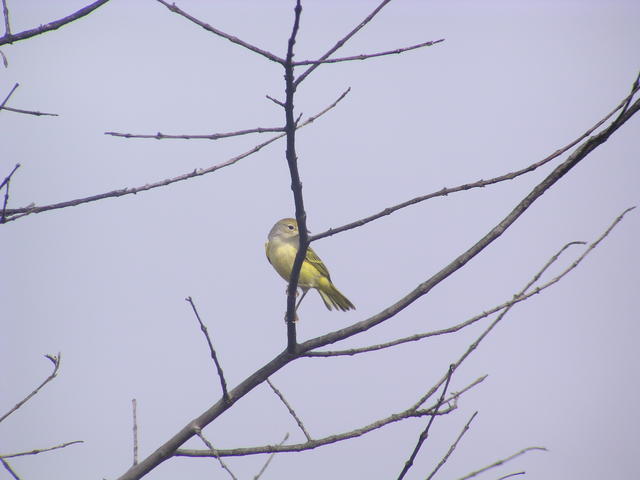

[287,224,295,230]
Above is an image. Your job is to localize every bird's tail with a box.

[318,279,355,312]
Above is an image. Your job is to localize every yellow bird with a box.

[265,218,355,312]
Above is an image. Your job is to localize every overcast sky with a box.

[2,1,639,479]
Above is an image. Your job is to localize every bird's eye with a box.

[287,224,295,230]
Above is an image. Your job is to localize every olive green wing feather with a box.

[305,246,331,279]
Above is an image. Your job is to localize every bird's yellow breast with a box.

[265,238,322,289]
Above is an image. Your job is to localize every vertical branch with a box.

[131,399,139,466]
[283,0,305,353]
[1,0,10,36]
[1,163,19,223]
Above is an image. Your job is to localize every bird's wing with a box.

[265,242,272,265]
[305,246,331,279]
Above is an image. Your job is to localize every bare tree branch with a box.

[195,429,237,480]
[132,399,139,466]
[0,82,18,110]
[283,0,305,351]
[397,364,456,480]
[304,240,587,357]
[155,0,284,64]
[496,473,526,480]
[266,379,312,441]
[427,412,478,480]
[1,0,10,36]
[457,447,547,480]
[175,375,484,459]
[2,88,349,223]
[295,0,394,86]
[0,440,83,459]
[1,162,20,223]
[0,353,61,424]
[1,105,58,116]
[0,0,110,46]
[311,78,640,243]
[293,38,444,65]
[186,297,229,402]
[0,458,20,480]
[104,126,285,141]
[253,433,289,480]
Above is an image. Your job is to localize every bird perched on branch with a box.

[265,218,355,312]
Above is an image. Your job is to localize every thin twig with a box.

[457,447,547,480]
[1,0,10,36]
[186,297,229,402]
[427,412,478,480]
[0,353,61,424]
[1,105,58,116]
[195,429,237,480]
[293,38,444,65]
[0,82,18,110]
[155,0,284,64]
[132,399,139,465]
[253,433,289,480]
[617,70,640,118]
[266,379,312,441]
[104,126,285,140]
[0,0,110,46]
[496,473,526,480]
[0,458,19,480]
[397,365,455,480]
[266,94,285,108]
[295,0,394,86]
[176,375,485,459]
[3,88,350,223]
[1,163,19,223]
[305,241,587,358]
[1,440,83,458]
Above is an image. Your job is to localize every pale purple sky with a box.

[2,1,639,479]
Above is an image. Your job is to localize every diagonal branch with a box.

[0,458,19,480]
[155,0,284,64]
[2,88,349,224]
[195,429,237,480]
[0,82,18,110]
[311,78,640,242]
[295,0,394,86]
[397,364,455,480]
[457,447,547,480]
[0,0,110,46]
[0,353,61,424]
[266,379,312,441]
[293,38,444,65]
[253,433,289,480]
[427,411,478,480]
[304,240,587,358]
[186,297,229,402]
[1,105,58,116]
